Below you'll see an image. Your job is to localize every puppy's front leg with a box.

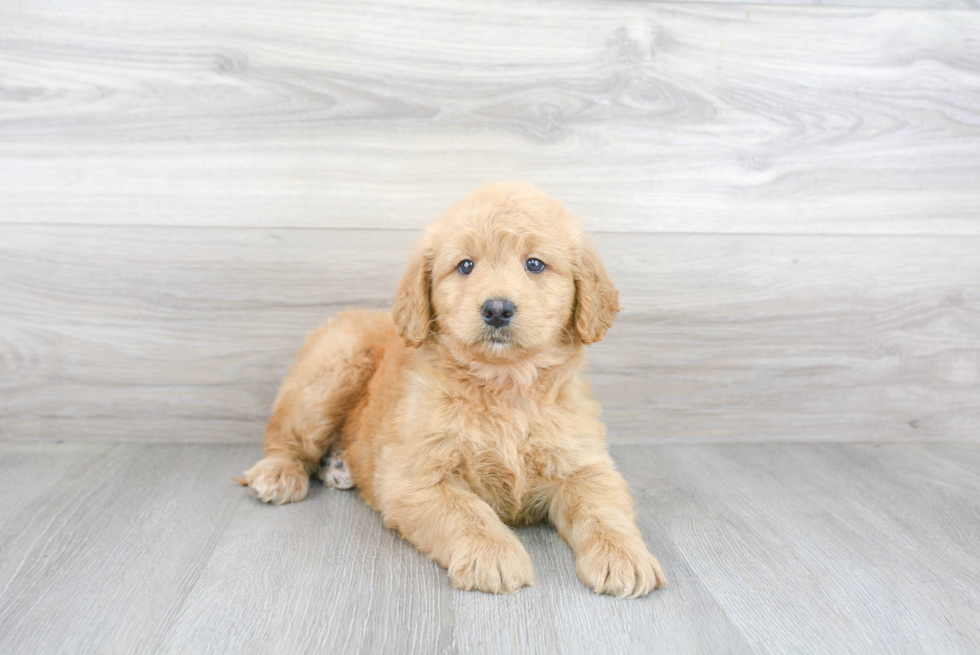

[385,480,535,594]
[549,460,667,598]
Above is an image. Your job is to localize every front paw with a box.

[576,536,667,598]
[448,534,536,594]
[244,455,309,504]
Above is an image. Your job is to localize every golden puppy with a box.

[244,183,667,597]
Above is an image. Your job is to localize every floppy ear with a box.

[574,236,620,345]
[392,234,433,347]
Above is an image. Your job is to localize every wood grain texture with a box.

[668,0,979,7]
[0,442,978,653]
[0,442,115,593]
[0,443,253,654]
[2,0,979,234]
[157,466,457,654]
[3,225,978,443]
[618,442,980,654]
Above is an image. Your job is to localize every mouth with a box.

[482,328,514,347]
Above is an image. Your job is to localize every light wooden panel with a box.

[2,0,979,234]
[1,442,978,653]
[669,0,978,6]
[3,225,978,443]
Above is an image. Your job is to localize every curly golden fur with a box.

[244,183,667,597]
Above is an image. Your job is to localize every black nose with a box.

[481,298,515,328]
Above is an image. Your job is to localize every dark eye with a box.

[525,258,546,274]
[457,259,474,275]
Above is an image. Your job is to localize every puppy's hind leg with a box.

[245,313,377,504]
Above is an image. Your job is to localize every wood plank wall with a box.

[2,0,979,443]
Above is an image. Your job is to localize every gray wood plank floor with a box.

[1,442,978,654]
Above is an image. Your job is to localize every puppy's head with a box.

[392,183,619,362]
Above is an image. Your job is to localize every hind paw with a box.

[244,455,309,504]
[318,451,354,489]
